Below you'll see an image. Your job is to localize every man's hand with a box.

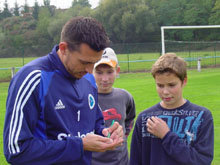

[82,134,114,152]
[102,121,123,141]
[146,116,170,139]
[82,121,124,152]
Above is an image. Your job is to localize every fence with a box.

[113,42,220,72]
[1,42,220,81]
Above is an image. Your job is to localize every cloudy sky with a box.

[0,0,99,9]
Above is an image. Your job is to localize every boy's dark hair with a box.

[61,16,110,52]
[151,53,187,81]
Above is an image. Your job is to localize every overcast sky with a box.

[0,0,99,9]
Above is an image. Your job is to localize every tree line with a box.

[0,0,220,57]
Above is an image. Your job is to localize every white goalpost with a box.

[161,25,220,71]
[161,25,220,55]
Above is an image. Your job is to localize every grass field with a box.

[0,82,9,164]
[0,68,220,164]
[114,68,220,165]
[1,51,220,81]
[0,57,37,82]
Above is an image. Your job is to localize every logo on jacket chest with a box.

[53,94,95,111]
[88,94,95,109]
[54,99,65,110]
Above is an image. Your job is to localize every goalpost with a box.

[161,25,220,55]
[161,25,220,71]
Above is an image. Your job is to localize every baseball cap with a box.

[94,47,118,68]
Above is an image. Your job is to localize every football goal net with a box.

[161,25,220,70]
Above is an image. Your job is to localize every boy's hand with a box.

[146,116,170,139]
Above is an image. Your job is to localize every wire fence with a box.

[1,42,220,81]
[113,42,220,72]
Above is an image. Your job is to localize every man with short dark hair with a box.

[3,16,124,164]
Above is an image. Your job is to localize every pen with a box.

[107,120,115,138]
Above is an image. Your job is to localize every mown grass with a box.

[113,68,220,165]
[0,57,37,82]
[0,82,9,164]
[117,51,220,72]
[1,51,220,80]
[0,60,220,164]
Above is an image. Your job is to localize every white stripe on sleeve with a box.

[8,70,41,154]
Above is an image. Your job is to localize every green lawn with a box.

[0,57,37,82]
[0,68,220,164]
[113,68,220,164]
[0,82,9,164]
[1,52,220,80]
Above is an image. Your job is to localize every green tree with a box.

[0,15,37,57]
[151,0,185,26]
[43,0,50,6]
[1,0,12,19]
[33,0,40,20]
[150,0,215,41]
[48,4,92,45]
[0,32,5,44]
[94,0,158,43]
[183,0,213,25]
[209,0,220,24]
[72,0,91,8]
[23,0,29,14]
[36,8,51,36]
[182,0,214,40]
[43,0,55,16]
[47,13,70,45]
[151,0,188,41]
[13,1,20,16]
[36,7,53,53]
[208,0,220,40]
[0,5,3,20]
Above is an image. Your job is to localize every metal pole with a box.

[11,67,15,78]
[161,27,165,55]
[127,53,130,72]
[197,58,201,72]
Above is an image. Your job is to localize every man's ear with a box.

[59,42,68,55]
